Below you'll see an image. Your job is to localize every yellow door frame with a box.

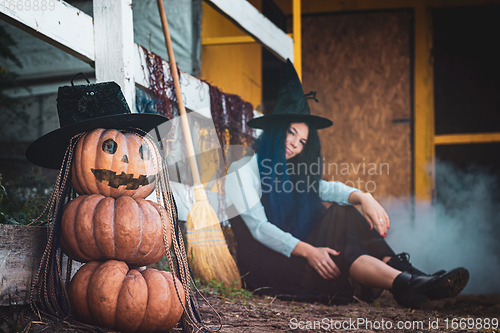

[293,0,302,80]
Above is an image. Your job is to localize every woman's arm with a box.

[319,180,361,205]
[348,191,390,237]
[319,180,390,237]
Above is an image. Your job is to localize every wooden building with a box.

[1,0,499,205]
[200,0,500,206]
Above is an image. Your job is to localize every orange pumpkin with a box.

[67,260,185,332]
[71,128,157,198]
[60,194,168,266]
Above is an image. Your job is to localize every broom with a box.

[156,0,241,288]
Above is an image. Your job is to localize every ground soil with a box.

[1,292,499,332]
[198,292,500,333]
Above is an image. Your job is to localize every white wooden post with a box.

[93,0,136,111]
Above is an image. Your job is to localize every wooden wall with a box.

[302,11,413,201]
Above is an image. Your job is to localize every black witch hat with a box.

[25,74,171,169]
[247,59,332,130]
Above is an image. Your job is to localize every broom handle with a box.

[157,0,202,186]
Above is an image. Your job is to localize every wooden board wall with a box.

[302,11,413,201]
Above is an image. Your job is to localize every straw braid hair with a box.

[29,132,97,330]
[28,129,221,332]
[141,130,222,332]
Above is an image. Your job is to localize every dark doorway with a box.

[261,0,287,115]
[433,4,500,205]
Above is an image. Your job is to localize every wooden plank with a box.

[93,0,136,110]
[0,225,45,306]
[0,0,94,63]
[0,225,81,306]
[204,0,294,62]
[435,133,500,145]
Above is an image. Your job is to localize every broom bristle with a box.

[187,186,241,288]
[187,237,242,288]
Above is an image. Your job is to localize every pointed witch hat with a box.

[247,59,332,130]
[25,74,171,169]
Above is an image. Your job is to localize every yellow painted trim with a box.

[293,0,302,80]
[202,36,256,46]
[435,133,500,145]
[413,1,435,202]
[202,33,293,46]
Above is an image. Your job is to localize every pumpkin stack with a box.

[61,128,185,332]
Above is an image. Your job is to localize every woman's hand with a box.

[292,242,341,280]
[348,192,390,237]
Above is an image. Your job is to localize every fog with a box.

[386,160,500,294]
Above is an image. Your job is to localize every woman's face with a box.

[285,122,309,160]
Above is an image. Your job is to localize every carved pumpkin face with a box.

[71,128,157,198]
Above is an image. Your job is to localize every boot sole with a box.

[422,268,469,300]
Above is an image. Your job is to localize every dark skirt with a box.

[230,203,395,305]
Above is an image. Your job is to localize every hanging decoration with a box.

[206,82,255,157]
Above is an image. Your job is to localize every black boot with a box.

[387,253,445,276]
[422,267,469,300]
[391,269,469,308]
[391,271,433,308]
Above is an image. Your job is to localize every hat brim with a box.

[25,113,171,170]
[247,114,333,130]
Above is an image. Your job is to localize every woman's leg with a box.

[349,255,400,289]
[348,254,470,309]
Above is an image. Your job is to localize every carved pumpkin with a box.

[60,194,168,266]
[67,260,185,332]
[71,128,157,198]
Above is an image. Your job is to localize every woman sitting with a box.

[224,60,468,308]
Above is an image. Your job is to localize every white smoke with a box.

[385,160,500,294]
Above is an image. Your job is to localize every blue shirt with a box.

[225,155,361,257]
